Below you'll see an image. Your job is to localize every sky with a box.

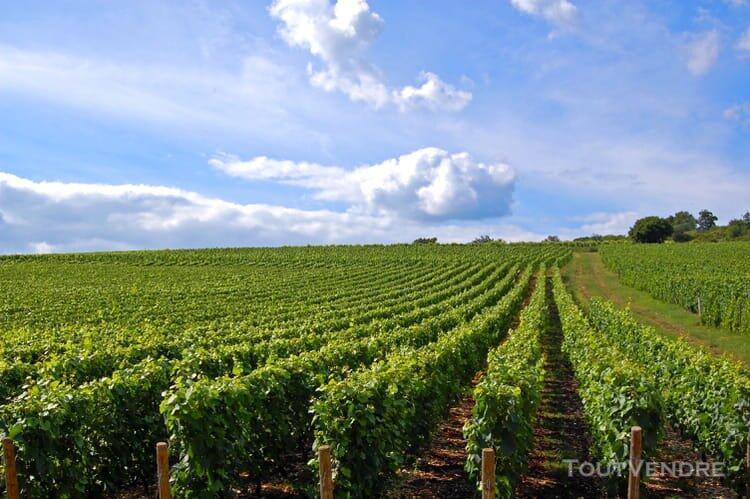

[1,0,749,253]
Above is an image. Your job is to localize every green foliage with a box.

[667,211,698,233]
[698,209,719,232]
[0,359,170,496]
[588,299,750,486]
[628,216,673,243]
[551,269,664,481]
[601,242,750,335]
[0,245,572,495]
[463,267,547,497]
[412,237,438,244]
[310,267,535,497]
[672,230,693,242]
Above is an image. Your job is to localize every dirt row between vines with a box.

[385,276,603,498]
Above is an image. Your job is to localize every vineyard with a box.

[0,243,748,497]
[600,242,750,335]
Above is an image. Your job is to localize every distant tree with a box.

[471,235,493,244]
[697,210,718,232]
[413,237,437,244]
[544,235,561,242]
[629,216,674,243]
[667,211,697,233]
[743,211,750,227]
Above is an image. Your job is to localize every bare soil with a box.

[516,278,604,498]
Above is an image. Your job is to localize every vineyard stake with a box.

[628,426,642,499]
[2,438,19,499]
[481,447,496,499]
[156,442,171,499]
[319,445,333,499]
[746,432,749,499]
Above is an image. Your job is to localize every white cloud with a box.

[575,211,638,235]
[0,171,531,254]
[30,242,55,254]
[724,103,750,126]
[210,147,516,220]
[509,0,578,26]
[394,72,472,112]
[686,30,720,76]
[269,0,471,111]
[737,27,750,54]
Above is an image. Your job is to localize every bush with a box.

[672,230,693,242]
[628,217,673,243]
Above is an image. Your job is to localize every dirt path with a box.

[516,279,602,498]
[642,424,738,498]
[385,382,479,498]
[386,276,540,498]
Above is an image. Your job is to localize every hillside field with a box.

[0,243,748,498]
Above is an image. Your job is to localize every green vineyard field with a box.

[0,243,748,497]
[0,245,567,496]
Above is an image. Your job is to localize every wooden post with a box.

[697,296,702,317]
[319,445,333,499]
[628,426,642,499]
[156,442,170,499]
[745,433,749,499]
[481,447,496,499]
[2,438,19,499]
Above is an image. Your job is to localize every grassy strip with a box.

[563,251,750,367]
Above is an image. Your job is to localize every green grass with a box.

[562,251,750,367]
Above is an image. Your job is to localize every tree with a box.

[544,235,560,242]
[628,216,674,243]
[413,237,437,244]
[697,210,718,232]
[743,211,750,227]
[667,211,697,232]
[471,235,493,244]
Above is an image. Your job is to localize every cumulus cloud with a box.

[724,103,750,126]
[0,171,528,254]
[686,30,720,76]
[509,0,578,26]
[210,147,516,220]
[269,0,471,111]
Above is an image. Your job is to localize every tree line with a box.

[629,210,750,243]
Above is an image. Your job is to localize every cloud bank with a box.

[210,147,516,220]
[269,0,471,111]
[0,167,526,254]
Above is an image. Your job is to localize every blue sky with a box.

[1,0,749,252]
